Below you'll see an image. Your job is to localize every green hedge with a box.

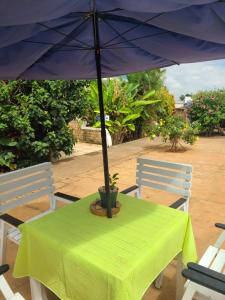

[0,80,89,172]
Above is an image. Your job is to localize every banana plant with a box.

[88,79,161,144]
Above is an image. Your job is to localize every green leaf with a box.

[93,121,101,128]
[118,108,131,114]
[0,138,17,147]
[122,113,140,124]
[142,90,155,99]
[131,100,161,107]
[105,120,112,127]
[112,173,119,179]
[127,123,135,131]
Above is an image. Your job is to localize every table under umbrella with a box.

[13,193,197,300]
[1,0,225,216]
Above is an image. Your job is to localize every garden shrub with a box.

[189,90,225,136]
[149,115,199,151]
[0,80,89,172]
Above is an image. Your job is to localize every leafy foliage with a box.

[87,79,161,144]
[148,86,175,120]
[109,173,119,190]
[149,115,199,151]
[0,80,89,172]
[127,69,166,95]
[0,137,17,171]
[127,70,175,138]
[188,90,225,136]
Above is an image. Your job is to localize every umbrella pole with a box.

[93,11,112,218]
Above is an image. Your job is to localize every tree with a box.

[127,69,166,95]
[0,80,89,172]
[127,70,175,138]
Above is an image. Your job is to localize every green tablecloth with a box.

[14,193,197,300]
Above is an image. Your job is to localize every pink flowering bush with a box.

[188,90,225,136]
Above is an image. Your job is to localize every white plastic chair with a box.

[0,264,25,300]
[0,162,79,264]
[121,157,193,212]
[182,223,225,300]
[121,157,193,289]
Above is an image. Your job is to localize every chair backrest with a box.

[0,162,55,213]
[136,158,192,199]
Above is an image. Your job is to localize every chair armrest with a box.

[0,214,24,227]
[187,262,225,284]
[0,264,9,276]
[215,223,225,230]
[169,198,187,209]
[54,192,80,203]
[182,263,225,295]
[120,185,139,194]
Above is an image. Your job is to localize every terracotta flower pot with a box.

[98,186,118,208]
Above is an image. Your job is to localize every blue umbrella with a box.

[1,0,225,217]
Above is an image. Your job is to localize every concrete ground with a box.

[58,142,102,160]
[3,136,225,300]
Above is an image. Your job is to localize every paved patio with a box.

[58,142,102,160]
[3,136,225,300]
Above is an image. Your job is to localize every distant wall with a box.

[175,107,188,120]
[70,120,102,144]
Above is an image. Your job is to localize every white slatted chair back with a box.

[0,162,55,214]
[136,158,192,202]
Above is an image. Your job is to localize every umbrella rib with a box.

[104,31,170,48]
[102,19,179,65]
[51,46,138,51]
[103,46,139,49]
[15,45,54,79]
[15,18,92,78]
[37,19,91,49]
[22,40,91,50]
[102,12,164,47]
[102,19,137,49]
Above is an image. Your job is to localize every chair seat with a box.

[184,246,225,300]
[7,228,21,244]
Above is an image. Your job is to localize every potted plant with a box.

[98,173,119,208]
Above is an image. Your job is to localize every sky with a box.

[164,59,225,101]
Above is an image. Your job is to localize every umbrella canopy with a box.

[1,0,225,217]
[1,0,225,79]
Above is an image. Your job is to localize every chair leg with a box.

[176,253,185,300]
[135,187,141,199]
[0,221,9,265]
[30,278,48,300]
[0,275,15,299]
[154,272,164,289]
[184,200,189,212]
[49,194,56,211]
